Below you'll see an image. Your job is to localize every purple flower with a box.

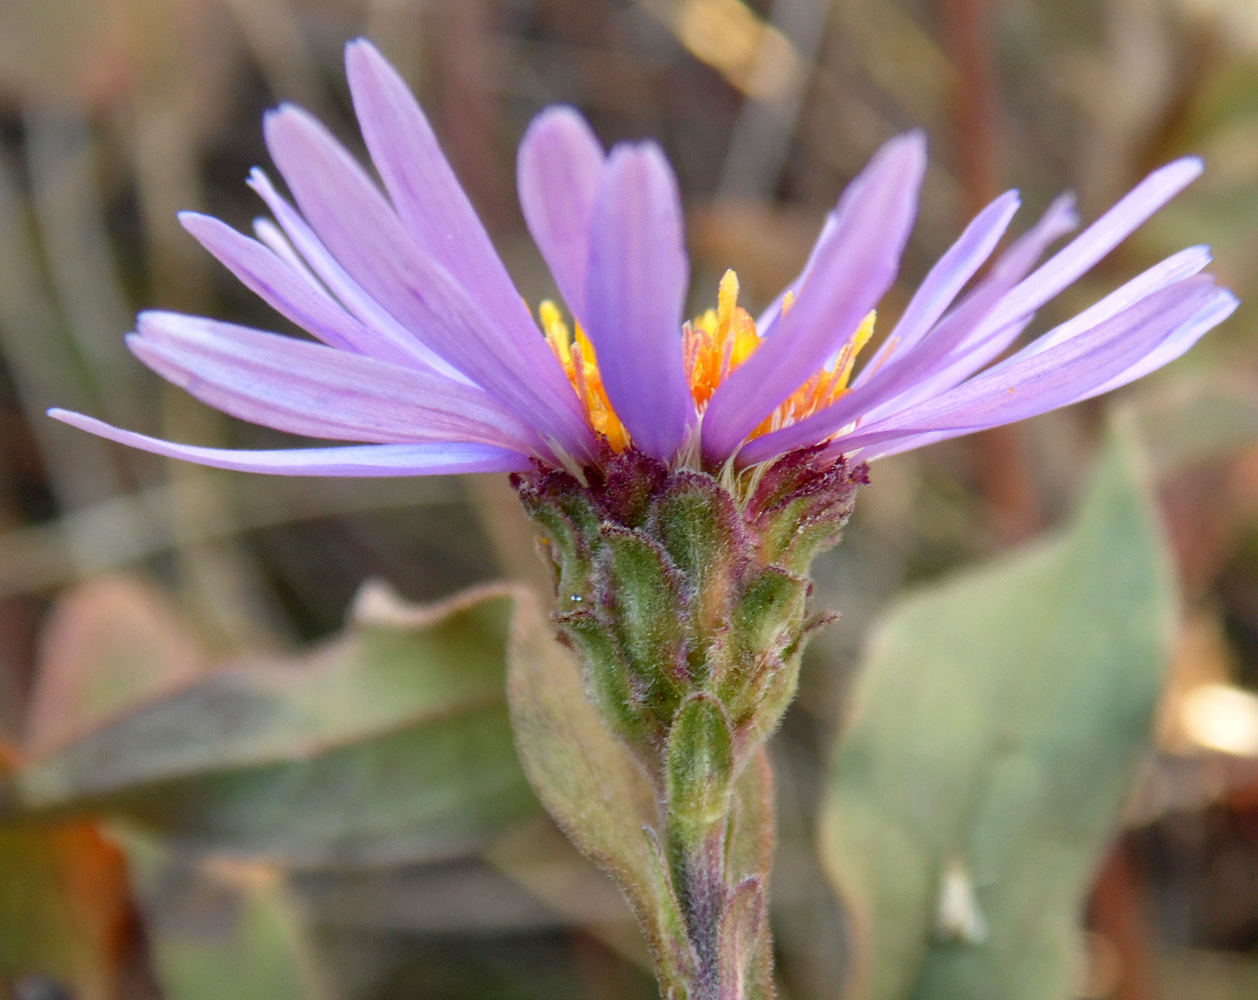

[52,40,1237,478]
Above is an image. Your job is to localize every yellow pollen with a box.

[686,269,761,408]
[540,299,630,452]
[541,269,874,456]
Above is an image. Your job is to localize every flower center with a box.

[541,269,875,454]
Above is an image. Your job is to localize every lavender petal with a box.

[1019,246,1213,359]
[180,211,441,370]
[979,158,1203,335]
[263,105,594,458]
[48,410,531,476]
[701,131,926,463]
[755,213,839,335]
[852,191,1020,386]
[518,106,605,322]
[843,276,1219,444]
[871,194,1082,410]
[873,243,1213,420]
[737,194,1077,465]
[583,142,693,460]
[130,312,546,454]
[1080,289,1238,399]
[344,40,552,367]
[248,169,469,380]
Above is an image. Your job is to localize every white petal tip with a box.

[1167,155,1205,179]
[263,104,306,134]
[177,211,217,236]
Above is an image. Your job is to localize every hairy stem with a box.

[672,823,729,1000]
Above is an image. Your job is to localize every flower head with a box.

[52,39,1237,479]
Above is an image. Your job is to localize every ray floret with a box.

[52,38,1237,480]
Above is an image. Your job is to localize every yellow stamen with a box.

[539,300,572,366]
[540,273,874,457]
[540,299,630,452]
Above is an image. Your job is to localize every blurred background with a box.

[2,0,1258,997]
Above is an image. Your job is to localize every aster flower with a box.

[47,38,1241,1000]
[50,41,1236,482]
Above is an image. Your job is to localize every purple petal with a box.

[583,142,693,460]
[1019,246,1212,359]
[701,131,927,463]
[1080,288,1238,398]
[252,217,320,281]
[248,169,469,380]
[817,290,1238,463]
[850,197,1080,413]
[49,410,531,477]
[979,157,1203,335]
[843,276,1220,444]
[852,190,1020,386]
[518,106,605,322]
[866,237,1209,422]
[129,312,545,454]
[737,194,1078,465]
[180,212,444,370]
[262,106,594,458]
[754,213,839,336]
[882,194,1082,402]
[344,41,550,361]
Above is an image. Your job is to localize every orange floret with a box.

[541,270,873,457]
[540,300,630,453]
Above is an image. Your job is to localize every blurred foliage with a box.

[5,580,539,863]
[0,799,130,1000]
[820,420,1176,1000]
[120,826,325,1000]
[0,579,631,1000]
[0,0,1257,997]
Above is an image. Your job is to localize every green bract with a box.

[515,446,864,770]
[513,446,866,999]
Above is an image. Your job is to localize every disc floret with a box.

[540,269,877,468]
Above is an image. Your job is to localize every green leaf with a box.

[725,749,776,1000]
[505,590,694,992]
[117,825,329,1000]
[5,583,540,867]
[819,420,1177,1000]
